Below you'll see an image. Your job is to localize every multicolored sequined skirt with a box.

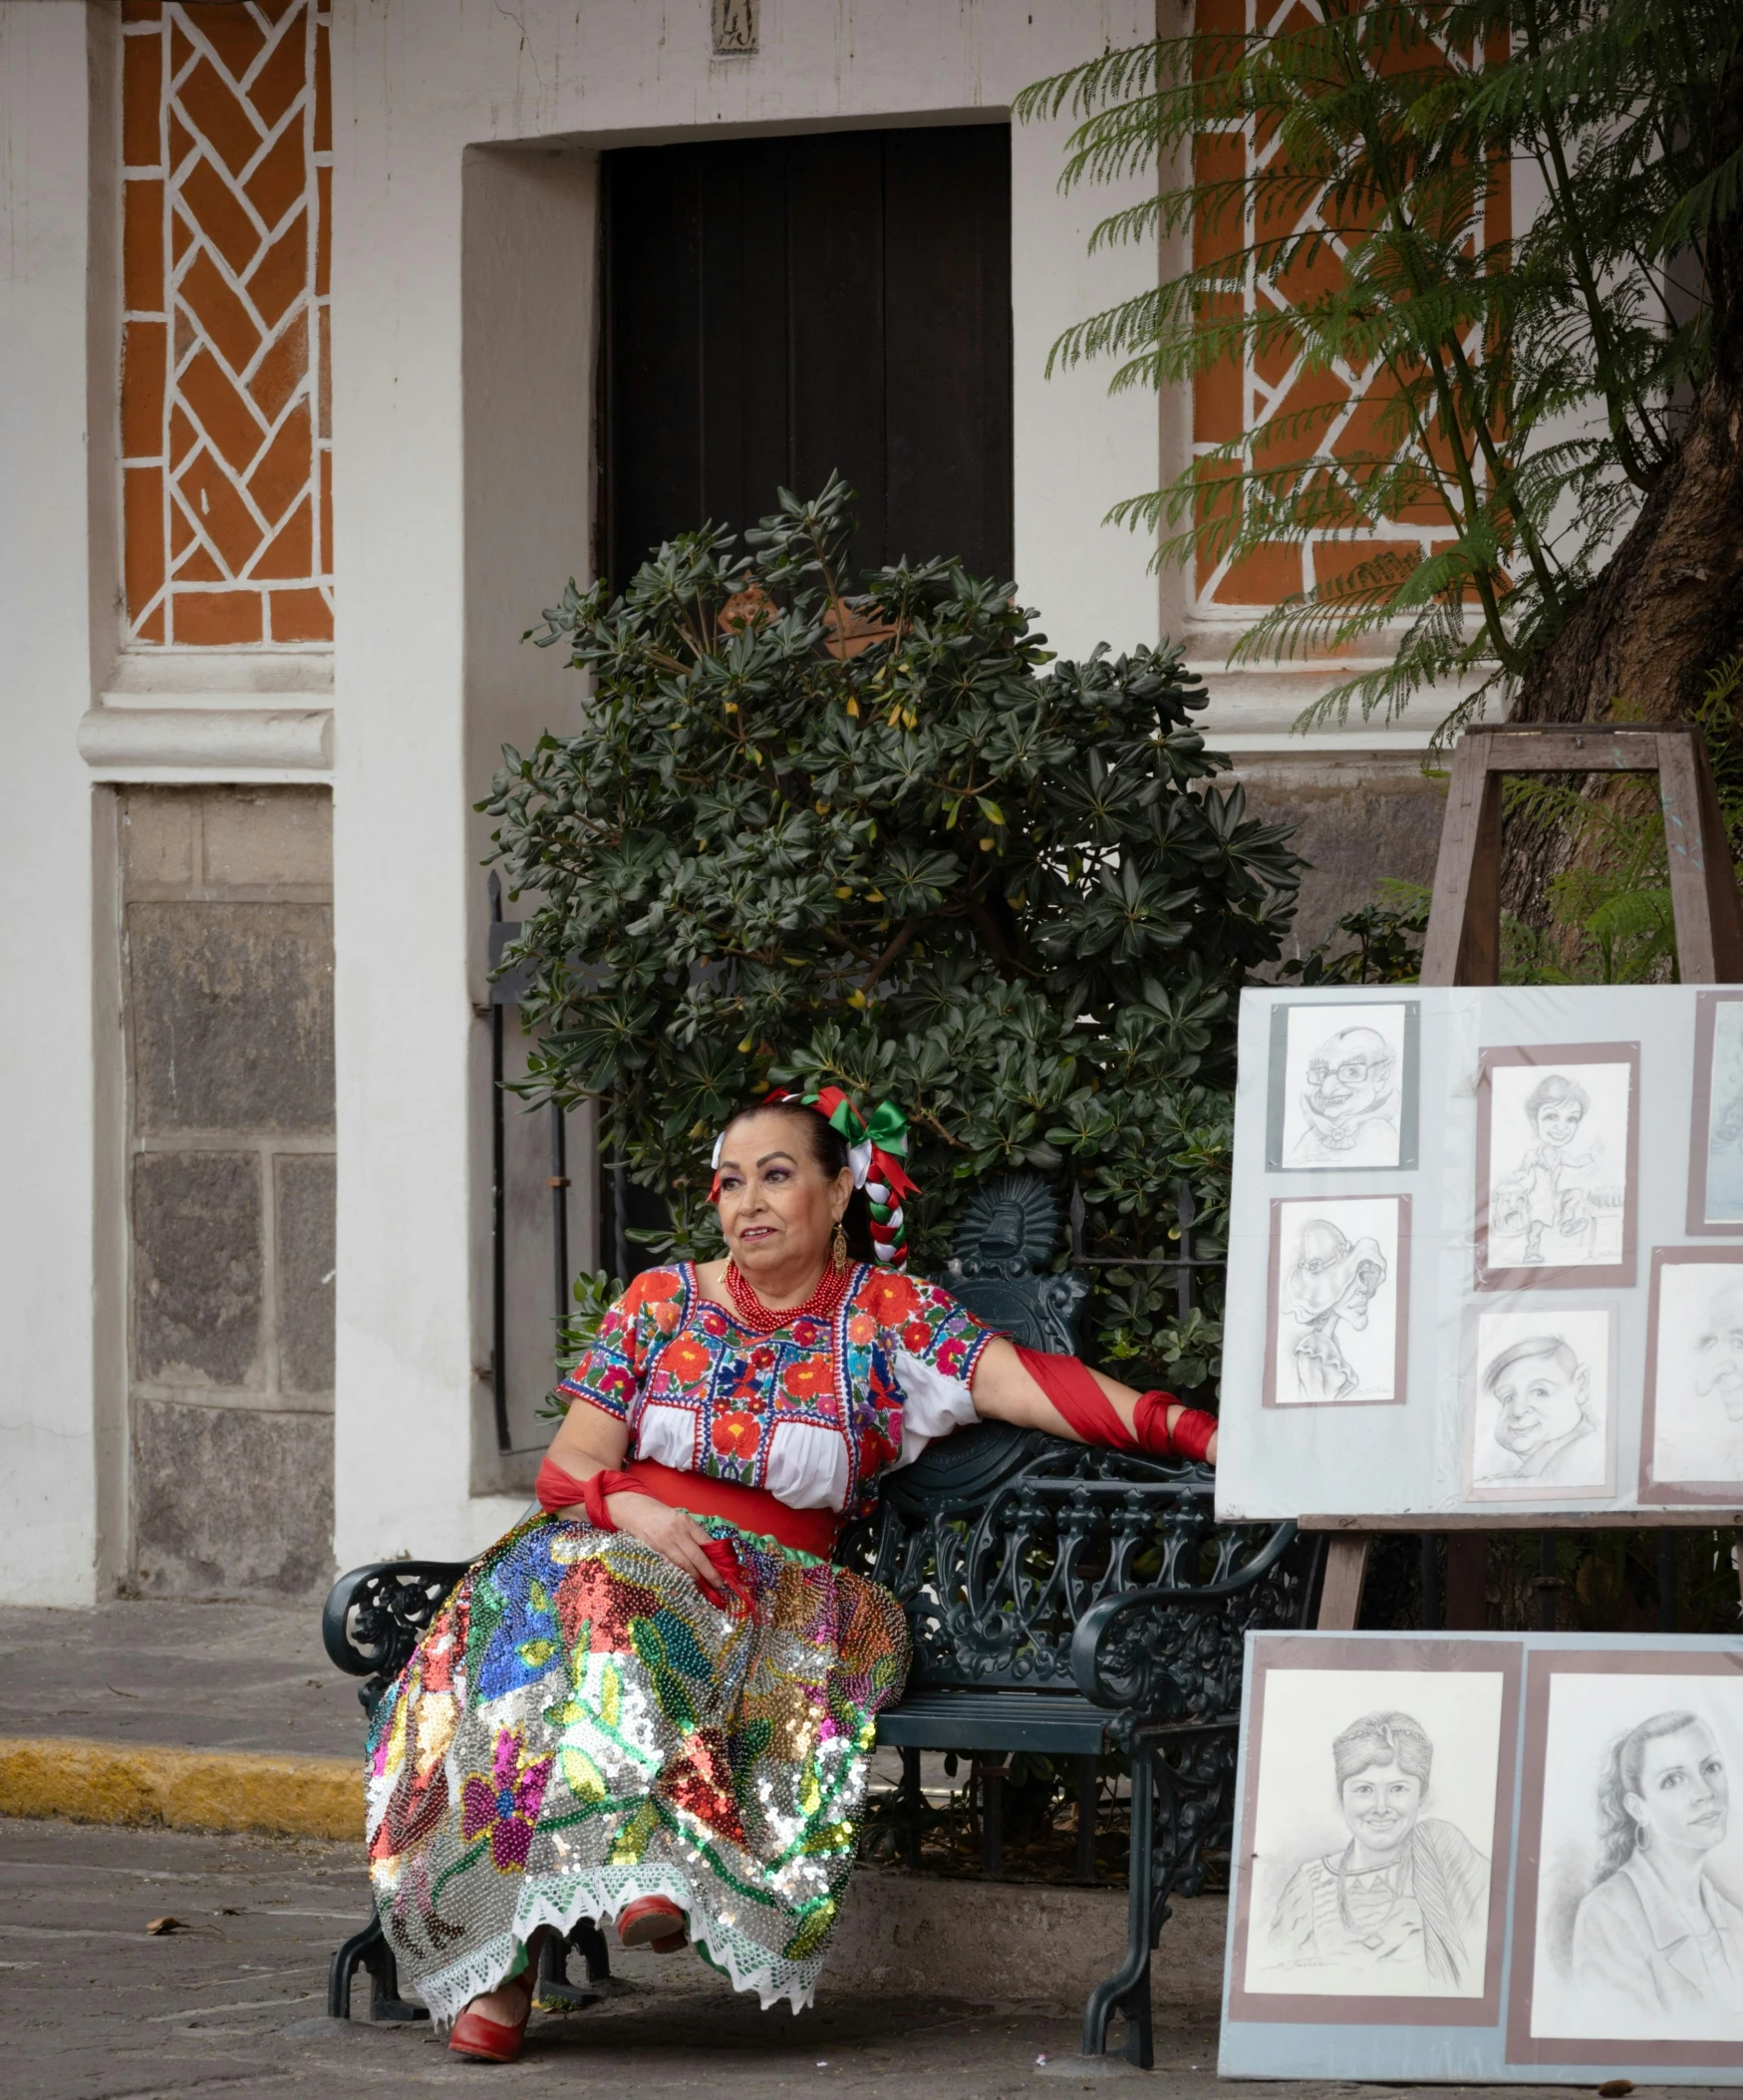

[365,1513,909,2020]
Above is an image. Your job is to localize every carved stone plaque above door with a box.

[713,0,757,57]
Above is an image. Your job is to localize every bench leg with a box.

[1081,1745,1155,2069]
[900,1746,923,1871]
[573,1915,612,1984]
[328,1912,428,2022]
[979,1755,1005,1877]
[534,1919,612,2008]
[1074,1754,1097,1883]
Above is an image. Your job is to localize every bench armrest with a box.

[322,1559,471,1716]
[1069,1519,1298,1739]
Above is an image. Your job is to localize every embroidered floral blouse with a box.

[557,1263,997,1522]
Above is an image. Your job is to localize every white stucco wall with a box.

[328,0,1161,1566]
[0,2,109,1604]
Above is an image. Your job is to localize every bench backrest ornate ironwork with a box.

[848,1169,1303,1715]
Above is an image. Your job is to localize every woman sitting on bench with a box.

[364,1088,1218,2063]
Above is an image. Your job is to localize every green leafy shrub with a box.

[1281,879,1430,986]
[481,478,1302,1389]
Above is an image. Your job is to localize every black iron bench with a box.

[320,1176,1315,2065]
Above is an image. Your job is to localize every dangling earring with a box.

[1635,1819,1650,1853]
[831,1219,848,1273]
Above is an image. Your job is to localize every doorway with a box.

[602,123,1014,587]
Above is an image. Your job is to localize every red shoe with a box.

[616,1894,688,1952]
[448,1996,530,2063]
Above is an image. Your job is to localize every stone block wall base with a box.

[0,1735,360,1842]
[829,1867,1226,2014]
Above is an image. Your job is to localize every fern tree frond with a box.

[1017,0,1742,740]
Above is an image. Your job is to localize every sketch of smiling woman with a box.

[1569,1711,1743,2029]
[1267,1711,1490,1990]
[1286,1221,1387,1401]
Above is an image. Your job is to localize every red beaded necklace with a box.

[724,1257,854,1336]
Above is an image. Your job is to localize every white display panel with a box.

[1218,985,1743,1522]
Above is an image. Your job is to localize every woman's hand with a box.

[602,1490,724,1594]
[543,1401,729,1596]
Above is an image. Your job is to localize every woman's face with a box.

[1339,1756,1423,1860]
[1626,1723,1729,1857]
[715,1110,851,1282]
[1533,1095,1586,1148]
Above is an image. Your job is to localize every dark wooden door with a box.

[603,124,1013,588]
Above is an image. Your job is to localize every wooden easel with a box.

[1308,723,1743,1630]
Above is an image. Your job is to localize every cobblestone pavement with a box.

[0,1602,359,1759]
[0,1818,1727,2100]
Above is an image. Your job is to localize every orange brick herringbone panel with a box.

[122,0,332,646]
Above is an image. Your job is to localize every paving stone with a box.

[133,1400,335,1602]
[133,1150,263,1389]
[275,1152,336,1394]
[0,1599,360,1758]
[0,1819,1688,2100]
[129,899,335,1135]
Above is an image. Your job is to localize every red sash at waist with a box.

[617,1457,840,1558]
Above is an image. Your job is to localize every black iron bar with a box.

[1657,1529,1677,1633]
[1537,1533,1559,1632]
[488,874,510,1453]
[1075,1755,1098,1882]
[979,1756,1004,1878]
[612,1146,630,1286]
[1419,1533,1440,1630]
[550,1101,570,1341]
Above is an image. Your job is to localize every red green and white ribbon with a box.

[710,1085,918,1268]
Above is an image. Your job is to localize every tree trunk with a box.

[1500,62,1743,930]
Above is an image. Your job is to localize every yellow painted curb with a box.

[0,1735,362,1842]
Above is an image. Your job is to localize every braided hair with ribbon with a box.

[710,1085,918,1269]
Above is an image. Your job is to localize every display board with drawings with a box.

[1218,985,1743,1522]
[1220,1630,1743,2085]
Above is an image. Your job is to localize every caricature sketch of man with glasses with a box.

[1291,1026,1401,1167]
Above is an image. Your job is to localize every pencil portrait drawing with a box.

[1261,1710,1491,1995]
[1272,1003,1414,1170]
[1695,995,1743,1228]
[1477,1049,1636,1290]
[1468,1310,1612,1499]
[1268,1196,1405,1406]
[1647,1256,1743,1494]
[1572,1712,1741,2028]
[1529,1680,1743,2045]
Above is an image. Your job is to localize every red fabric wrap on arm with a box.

[1014,1355,1218,1464]
[1134,1395,1218,1463]
[1166,1406,1218,1463]
[1015,1347,1136,1450]
[535,1454,590,1514]
[1132,1390,1177,1454]
[534,1455,641,1526]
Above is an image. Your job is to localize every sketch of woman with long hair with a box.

[1569,1710,1743,2027]
[1266,1710,1489,1990]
